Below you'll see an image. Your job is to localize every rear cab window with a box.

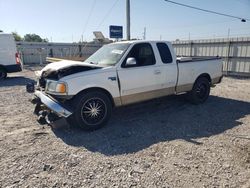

[156,43,173,64]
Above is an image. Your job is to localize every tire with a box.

[0,69,7,80]
[66,91,112,131]
[188,77,210,104]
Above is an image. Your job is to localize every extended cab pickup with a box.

[27,40,223,130]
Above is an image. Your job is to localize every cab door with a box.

[117,43,164,105]
[154,42,178,93]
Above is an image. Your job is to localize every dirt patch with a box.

[0,66,249,187]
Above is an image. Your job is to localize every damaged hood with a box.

[35,60,104,77]
[36,60,105,80]
[41,60,103,73]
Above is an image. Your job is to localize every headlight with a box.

[46,80,67,94]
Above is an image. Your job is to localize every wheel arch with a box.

[73,87,115,107]
[195,73,212,85]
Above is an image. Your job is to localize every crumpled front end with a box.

[27,60,104,125]
[28,89,73,125]
[33,90,72,117]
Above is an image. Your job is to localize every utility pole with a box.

[126,0,131,40]
[226,28,231,75]
[227,28,230,39]
[143,27,146,40]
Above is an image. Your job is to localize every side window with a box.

[156,43,173,64]
[122,43,156,68]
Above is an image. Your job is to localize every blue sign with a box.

[109,25,123,39]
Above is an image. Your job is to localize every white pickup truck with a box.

[27,40,223,130]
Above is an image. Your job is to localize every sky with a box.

[0,0,250,42]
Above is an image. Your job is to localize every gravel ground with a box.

[0,66,249,188]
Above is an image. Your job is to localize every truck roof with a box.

[114,40,171,45]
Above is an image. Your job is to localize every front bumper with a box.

[33,90,72,118]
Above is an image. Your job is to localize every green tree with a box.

[12,32,22,41]
[43,38,49,42]
[24,33,48,42]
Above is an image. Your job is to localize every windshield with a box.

[84,43,130,66]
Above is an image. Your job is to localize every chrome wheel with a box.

[81,97,107,126]
[67,91,112,131]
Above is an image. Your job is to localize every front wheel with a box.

[188,77,210,104]
[66,91,112,131]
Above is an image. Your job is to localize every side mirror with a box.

[126,57,137,66]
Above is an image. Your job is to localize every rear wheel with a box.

[66,91,112,131]
[0,69,7,80]
[188,77,210,104]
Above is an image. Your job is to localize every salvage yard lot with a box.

[0,66,250,187]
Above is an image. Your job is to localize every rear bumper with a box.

[34,90,72,118]
[212,75,223,85]
[5,64,22,73]
[218,75,223,83]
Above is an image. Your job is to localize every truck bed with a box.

[176,57,222,93]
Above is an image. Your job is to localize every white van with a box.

[0,33,22,80]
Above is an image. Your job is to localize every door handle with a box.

[108,76,117,81]
[154,70,161,75]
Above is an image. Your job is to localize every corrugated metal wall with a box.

[172,37,250,76]
[17,38,250,76]
[16,42,103,64]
